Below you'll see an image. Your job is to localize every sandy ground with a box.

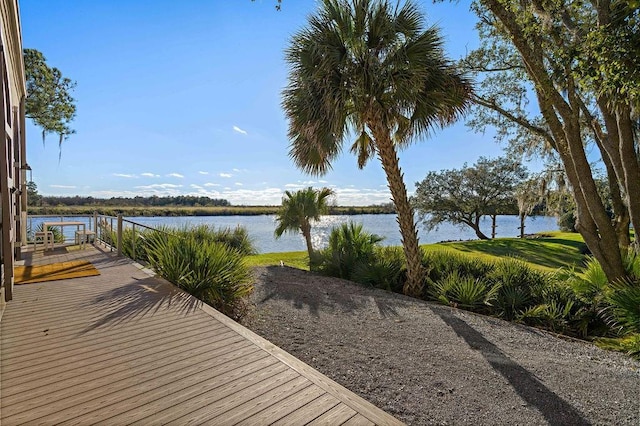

[242,266,640,426]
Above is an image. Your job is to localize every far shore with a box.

[28,204,399,217]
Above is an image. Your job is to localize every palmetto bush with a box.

[429,270,498,312]
[422,250,494,285]
[486,258,548,320]
[145,232,252,320]
[176,224,255,256]
[315,222,384,280]
[352,246,406,293]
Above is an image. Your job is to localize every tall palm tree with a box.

[274,187,334,259]
[282,0,472,296]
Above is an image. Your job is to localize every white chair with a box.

[34,231,54,251]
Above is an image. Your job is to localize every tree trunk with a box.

[481,0,627,282]
[373,127,425,298]
[473,216,490,240]
[300,222,314,260]
[519,213,525,238]
[491,214,497,239]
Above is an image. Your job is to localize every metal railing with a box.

[94,213,174,264]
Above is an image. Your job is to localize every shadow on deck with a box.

[1,244,402,425]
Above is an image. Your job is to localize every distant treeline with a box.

[35,195,231,208]
[28,204,397,217]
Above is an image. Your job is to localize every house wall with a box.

[0,0,26,315]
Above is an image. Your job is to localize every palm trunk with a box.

[373,128,425,297]
[519,213,526,238]
[300,222,314,260]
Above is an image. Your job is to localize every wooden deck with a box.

[1,245,403,425]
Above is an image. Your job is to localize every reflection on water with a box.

[28,214,559,254]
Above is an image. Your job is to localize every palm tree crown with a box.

[283,0,472,296]
[274,187,334,259]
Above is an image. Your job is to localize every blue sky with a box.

[21,0,512,206]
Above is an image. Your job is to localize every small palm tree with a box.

[274,186,334,259]
[283,0,472,296]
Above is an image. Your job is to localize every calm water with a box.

[29,214,558,254]
[128,214,558,253]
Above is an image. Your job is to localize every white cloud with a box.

[219,173,232,178]
[235,182,243,186]
[233,125,247,135]
[198,171,209,175]
[135,183,183,190]
[50,184,77,189]
[318,180,328,183]
[166,173,184,178]
[190,184,203,189]
[204,182,220,187]
[141,172,160,178]
[113,173,136,178]
[285,183,304,188]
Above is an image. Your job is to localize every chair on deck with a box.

[33,231,54,251]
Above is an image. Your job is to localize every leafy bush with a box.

[422,250,494,284]
[429,270,497,312]
[175,224,255,256]
[145,232,252,320]
[486,258,548,320]
[315,222,383,280]
[352,246,406,292]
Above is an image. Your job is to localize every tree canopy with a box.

[274,186,334,259]
[24,48,77,149]
[413,156,527,239]
[463,0,639,281]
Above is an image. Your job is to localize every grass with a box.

[423,232,586,272]
[246,251,311,270]
[246,232,587,273]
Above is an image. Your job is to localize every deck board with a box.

[1,245,403,425]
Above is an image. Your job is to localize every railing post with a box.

[93,212,98,245]
[132,223,136,261]
[117,214,123,257]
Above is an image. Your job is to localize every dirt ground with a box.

[242,266,640,426]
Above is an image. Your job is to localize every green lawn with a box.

[247,232,588,272]
[423,232,587,272]
[245,251,310,270]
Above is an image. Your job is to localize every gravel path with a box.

[242,266,640,425]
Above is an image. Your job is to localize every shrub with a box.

[145,232,252,320]
[429,270,497,312]
[486,258,548,320]
[176,224,255,256]
[422,250,494,285]
[315,222,383,280]
[352,246,406,292]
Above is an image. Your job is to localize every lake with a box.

[29,214,559,254]
[128,214,559,253]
